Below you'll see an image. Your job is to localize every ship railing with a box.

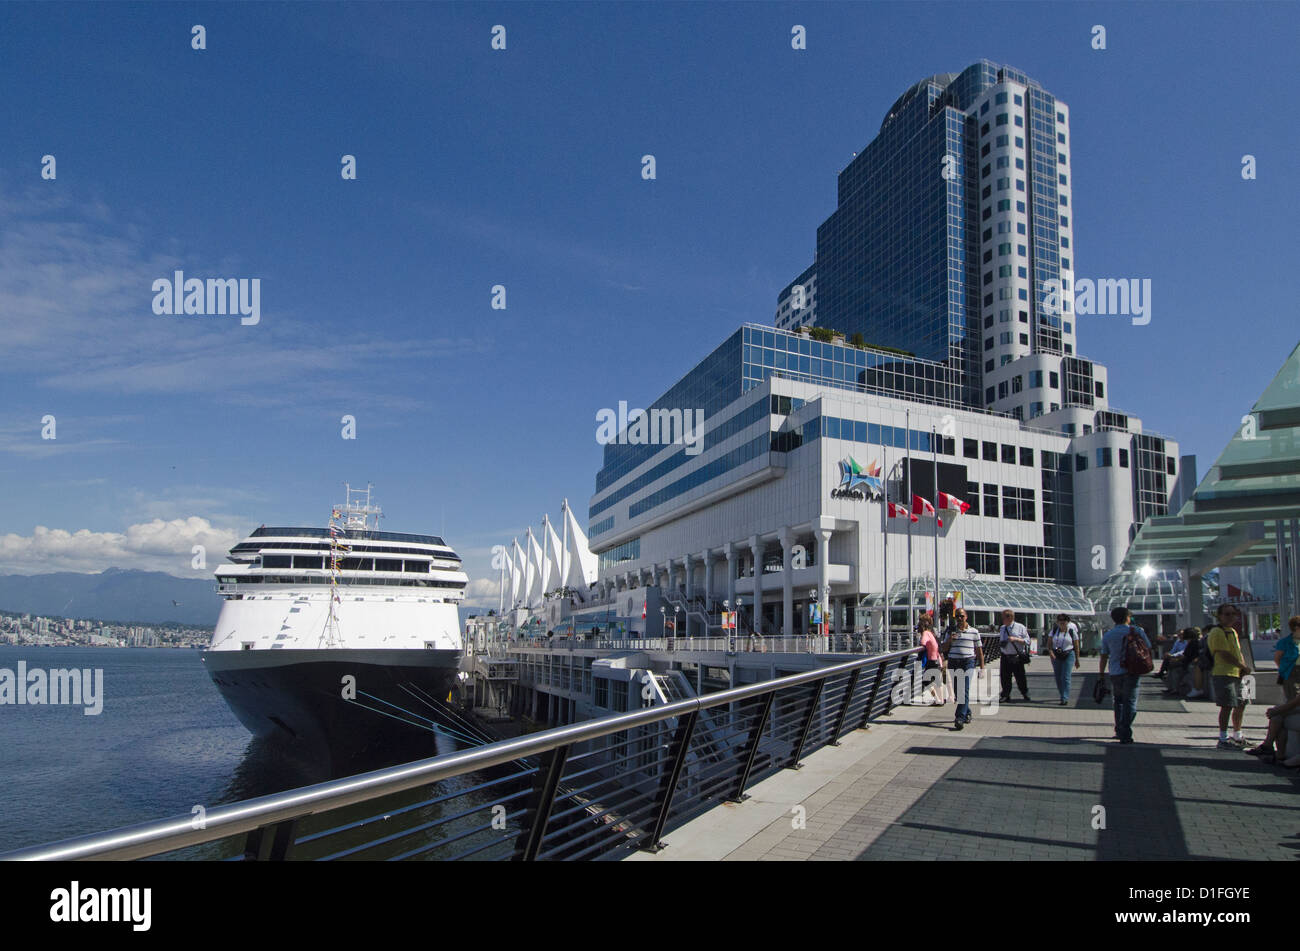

[0,647,921,862]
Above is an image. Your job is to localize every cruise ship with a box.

[202,486,467,764]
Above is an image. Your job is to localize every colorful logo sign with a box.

[834,456,883,500]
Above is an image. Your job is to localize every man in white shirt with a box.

[998,609,1031,703]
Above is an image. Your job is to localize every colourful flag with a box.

[911,494,942,526]
[938,491,970,515]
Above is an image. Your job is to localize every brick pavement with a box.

[626,665,1299,861]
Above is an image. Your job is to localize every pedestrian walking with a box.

[917,616,944,705]
[997,609,1031,703]
[943,608,984,729]
[1047,613,1081,704]
[1099,606,1152,744]
[1207,604,1252,749]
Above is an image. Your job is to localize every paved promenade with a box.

[627,665,1299,861]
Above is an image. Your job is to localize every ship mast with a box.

[323,483,382,647]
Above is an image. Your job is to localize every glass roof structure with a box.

[1125,341,1300,574]
[862,577,1093,614]
[1084,568,1217,617]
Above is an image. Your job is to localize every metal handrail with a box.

[3,647,919,862]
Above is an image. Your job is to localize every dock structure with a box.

[459,633,916,733]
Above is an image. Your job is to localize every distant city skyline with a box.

[1,2,1296,599]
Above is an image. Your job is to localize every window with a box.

[996,134,1009,147]
[1167,457,1177,475]
[1012,375,1023,393]
[996,113,1008,126]
[1016,201,1026,213]
[998,242,1011,256]
[995,91,1007,105]
[1018,288,1028,300]
[983,314,994,329]
[981,122,990,136]
[1096,447,1112,468]
[1029,370,1043,388]
[1000,332,1011,345]
[1003,486,1036,520]
[998,381,1009,399]
[1095,381,1105,398]
[1050,403,1060,412]
[982,163,991,179]
[998,265,1011,278]
[1061,215,1069,227]
[1119,448,1130,468]
[1061,257,1070,269]
[594,677,608,708]
[1059,173,1068,186]
[1018,266,1027,278]
[996,156,1009,169]
[1019,310,1029,323]
[983,483,999,517]
[1014,94,1022,105]
[1020,446,1033,466]
[966,540,1000,575]
[1059,194,1068,207]
[983,441,997,462]
[982,207,991,221]
[997,221,1011,234]
[1059,152,1067,164]
[1019,333,1029,345]
[985,386,995,403]
[1015,136,1024,148]
[999,309,1010,323]
[981,101,990,115]
[997,199,1011,211]
[1015,157,1024,170]
[983,227,993,241]
[1076,453,1087,472]
[1058,132,1066,144]
[984,359,995,373]
[963,438,979,459]
[984,337,994,351]
[1057,111,1065,123]
[982,185,992,200]
[1017,222,1026,234]
[1014,115,1023,127]
[1061,236,1069,248]
[1001,444,1016,464]
[965,482,981,516]
[1018,244,1026,256]
[981,142,990,157]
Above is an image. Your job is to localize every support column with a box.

[817,527,832,645]
[725,543,737,613]
[780,527,795,637]
[1184,566,1204,630]
[683,553,695,636]
[703,551,715,610]
[750,534,764,636]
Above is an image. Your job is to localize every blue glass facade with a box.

[789,61,1068,410]
[591,324,978,527]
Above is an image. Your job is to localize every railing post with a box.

[828,668,861,746]
[640,711,698,852]
[242,818,298,861]
[727,691,775,803]
[512,744,570,861]
[786,677,827,768]
[859,655,890,729]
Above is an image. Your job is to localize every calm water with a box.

[0,646,492,856]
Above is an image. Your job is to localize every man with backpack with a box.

[1098,606,1152,744]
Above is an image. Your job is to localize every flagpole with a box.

[906,409,913,636]
[882,442,889,638]
[933,425,940,620]
[541,515,550,601]
[561,499,570,598]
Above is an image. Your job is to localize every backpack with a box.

[1196,636,1214,670]
[1122,626,1154,675]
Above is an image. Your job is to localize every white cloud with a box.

[465,577,501,600]
[0,518,240,577]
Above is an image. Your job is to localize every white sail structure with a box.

[509,538,524,607]
[526,529,545,609]
[543,515,565,596]
[562,500,599,594]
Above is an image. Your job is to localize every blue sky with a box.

[1,1,1296,601]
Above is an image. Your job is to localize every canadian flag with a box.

[888,501,918,523]
[641,602,646,619]
[938,491,971,515]
[912,494,943,527]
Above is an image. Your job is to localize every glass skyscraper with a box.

[777,61,1080,418]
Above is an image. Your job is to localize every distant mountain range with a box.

[0,567,493,630]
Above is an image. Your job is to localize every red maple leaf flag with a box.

[912,494,942,527]
[938,491,971,515]
[888,501,919,523]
